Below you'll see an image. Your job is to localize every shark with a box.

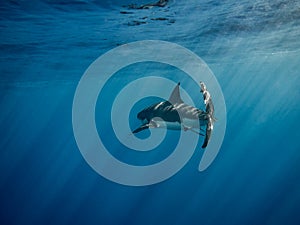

[132,81,215,148]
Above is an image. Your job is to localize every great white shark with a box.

[132,81,215,148]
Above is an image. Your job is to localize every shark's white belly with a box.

[151,118,203,130]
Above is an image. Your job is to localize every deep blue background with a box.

[1,1,300,225]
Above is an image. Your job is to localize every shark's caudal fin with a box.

[200,82,215,149]
[168,82,184,104]
[202,117,213,148]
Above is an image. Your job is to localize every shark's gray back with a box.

[172,102,208,121]
[141,101,207,123]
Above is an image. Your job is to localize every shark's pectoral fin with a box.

[132,124,150,134]
[132,120,159,134]
[182,125,205,136]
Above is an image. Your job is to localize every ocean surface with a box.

[1,0,300,225]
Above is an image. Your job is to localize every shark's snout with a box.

[137,111,145,120]
[137,110,149,125]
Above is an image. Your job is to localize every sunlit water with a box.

[0,0,300,225]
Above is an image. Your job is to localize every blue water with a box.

[1,0,300,225]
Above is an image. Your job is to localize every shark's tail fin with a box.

[202,117,213,148]
[200,82,215,149]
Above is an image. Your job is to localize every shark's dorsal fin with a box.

[168,82,184,104]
